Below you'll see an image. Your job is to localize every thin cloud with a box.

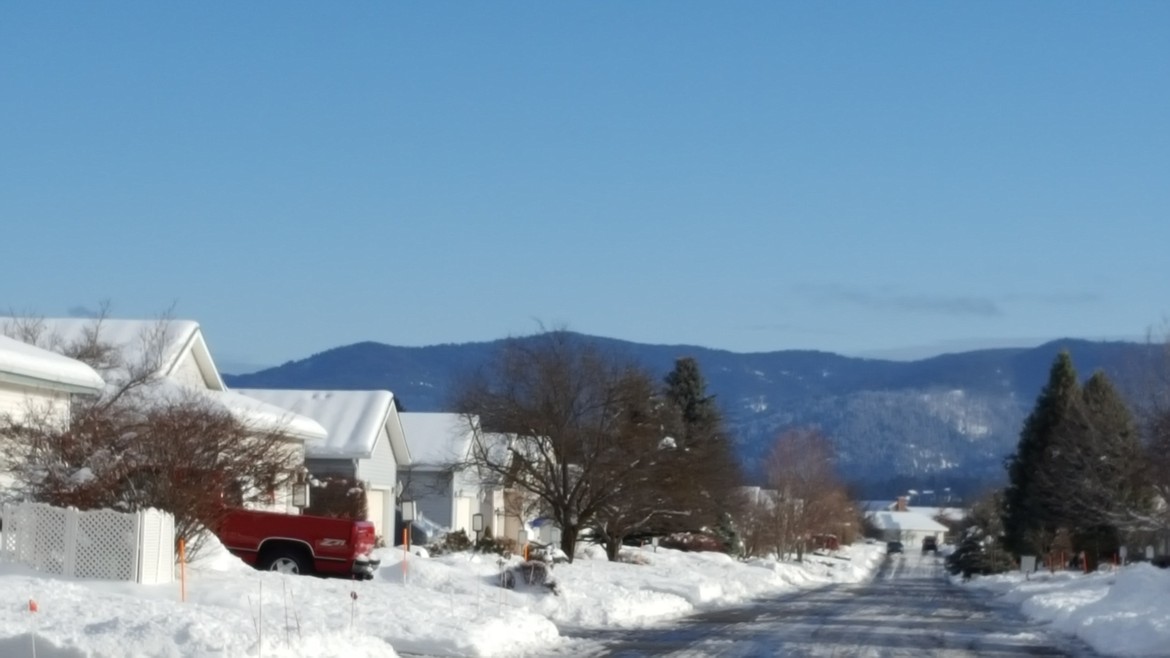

[1002,291,1102,305]
[797,284,1002,317]
[739,322,823,334]
[67,305,101,318]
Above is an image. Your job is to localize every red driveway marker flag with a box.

[28,600,38,613]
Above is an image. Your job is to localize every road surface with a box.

[557,550,1098,657]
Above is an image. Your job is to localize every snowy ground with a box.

[958,563,1170,657]
[0,539,884,657]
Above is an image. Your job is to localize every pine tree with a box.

[1045,372,1152,566]
[663,357,720,439]
[662,357,741,534]
[1001,351,1080,557]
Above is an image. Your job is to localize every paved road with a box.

[557,551,1098,657]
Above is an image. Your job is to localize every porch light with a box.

[291,474,310,509]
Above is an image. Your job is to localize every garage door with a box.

[366,489,387,539]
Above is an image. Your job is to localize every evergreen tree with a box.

[1039,371,1152,567]
[663,357,720,438]
[662,357,741,533]
[1002,351,1080,557]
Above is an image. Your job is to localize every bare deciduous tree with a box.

[0,309,305,556]
[455,330,685,562]
[759,427,856,560]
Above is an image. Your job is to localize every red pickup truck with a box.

[214,509,380,579]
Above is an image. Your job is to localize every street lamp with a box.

[472,513,484,548]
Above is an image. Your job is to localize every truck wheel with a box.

[259,547,312,575]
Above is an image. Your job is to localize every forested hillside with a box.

[226,335,1160,498]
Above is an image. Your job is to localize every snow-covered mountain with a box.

[225,335,1156,498]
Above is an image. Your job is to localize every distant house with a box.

[398,412,488,538]
[868,507,949,547]
[0,317,328,514]
[235,389,412,540]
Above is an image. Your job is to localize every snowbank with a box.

[960,563,1170,657]
[0,540,883,657]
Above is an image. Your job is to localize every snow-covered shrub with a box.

[427,529,473,556]
[661,531,723,552]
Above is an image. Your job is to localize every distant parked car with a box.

[886,541,904,554]
[922,536,939,554]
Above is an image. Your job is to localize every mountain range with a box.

[223,334,1162,500]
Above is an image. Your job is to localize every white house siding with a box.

[356,426,398,487]
[355,426,399,540]
[167,349,210,390]
[0,384,70,427]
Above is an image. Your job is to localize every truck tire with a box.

[258,546,313,575]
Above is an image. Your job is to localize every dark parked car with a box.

[886,541,904,554]
[922,536,939,553]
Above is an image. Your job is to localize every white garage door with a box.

[454,496,474,536]
[367,489,387,539]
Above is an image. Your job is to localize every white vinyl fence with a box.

[0,502,175,584]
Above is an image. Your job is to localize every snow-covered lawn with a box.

[959,563,1170,657]
[0,540,884,657]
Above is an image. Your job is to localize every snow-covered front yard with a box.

[958,563,1170,657]
[0,540,884,657]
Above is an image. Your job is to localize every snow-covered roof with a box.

[145,379,327,441]
[0,317,223,389]
[399,412,477,468]
[0,335,105,394]
[235,389,410,462]
[868,510,949,533]
[907,506,966,522]
[215,390,328,441]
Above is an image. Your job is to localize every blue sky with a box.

[3,2,1168,371]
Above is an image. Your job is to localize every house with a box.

[398,412,488,539]
[474,431,529,544]
[0,317,327,513]
[0,335,106,496]
[0,334,105,417]
[868,508,949,547]
[234,389,411,540]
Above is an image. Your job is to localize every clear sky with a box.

[3,2,1168,371]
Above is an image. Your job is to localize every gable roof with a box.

[0,317,224,390]
[399,412,477,468]
[211,388,329,441]
[236,389,411,464]
[868,510,949,533]
[0,335,105,394]
[0,317,326,441]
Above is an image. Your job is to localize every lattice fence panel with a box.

[0,502,174,584]
[30,503,69,576]
[75,508,138,581]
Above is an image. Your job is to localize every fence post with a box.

[133,511,145,584]
[62,508,79,579]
